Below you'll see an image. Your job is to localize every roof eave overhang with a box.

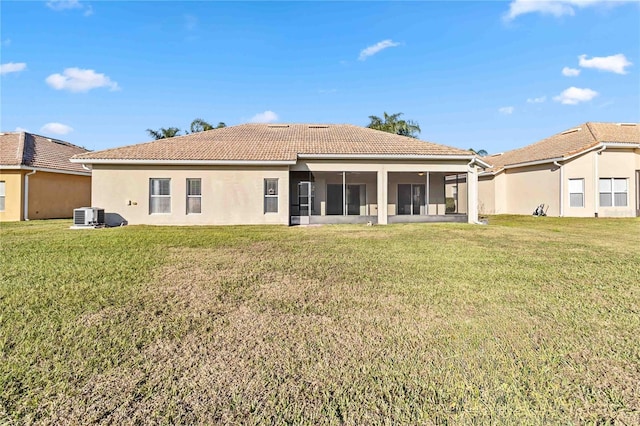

[70,158,297,166]
[297,153,479,162]
[0,165,91,176]
[500,141,640,170]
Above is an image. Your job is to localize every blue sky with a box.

[1,0,639,154]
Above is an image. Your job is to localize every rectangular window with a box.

[0,181,5,211]
[264,178,278,213]
[186,178,201,214]
[150,178,171,214]
[568,178,584,207]
[599,178,627,207]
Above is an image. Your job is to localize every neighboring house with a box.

[0,132,92,221]
[478,122,640,217]
[71,123,488,226]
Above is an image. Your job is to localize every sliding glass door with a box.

[327,183,366,215]
[398,184,426,215]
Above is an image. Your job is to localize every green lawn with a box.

[1,217,639,424]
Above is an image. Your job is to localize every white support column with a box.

[425,172,430,215]
[377,168,388,224]
[467,166,478,223]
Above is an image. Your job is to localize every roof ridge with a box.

[17,131,26,165]
[584,122,598,143]
[28,132,89,151]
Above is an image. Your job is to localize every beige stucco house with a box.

[0,132,92,221]
[478,122,640,217]
[71,123,488,226]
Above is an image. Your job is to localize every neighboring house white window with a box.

[264,178,278,213]
[186,178,202,214]
[150,178,171,214]
[568,178,584,207]
[0,181,5,211]
[599,178,627,207]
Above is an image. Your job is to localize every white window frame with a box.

[568,178,584,208]
[599,178,628,207]
[0,181,5,212]
[149,178,171,214]
[186,178,202,215]
[264,178,278,213]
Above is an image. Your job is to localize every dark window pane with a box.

[187,197,201,214]
[614,193,627,207]
[187,179,201,196]
[265,197,278,213]
[569,193,583,207]
[398,184,412,215]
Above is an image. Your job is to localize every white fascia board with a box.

[479,169,501,177]
[601,142,640,148]
[69,158,297,166]
[472,158,492,169]
[0,165,91,176]
[296,153,476,161]
[503,157,563,170]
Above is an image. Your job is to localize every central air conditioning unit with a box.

[73,207,105,227]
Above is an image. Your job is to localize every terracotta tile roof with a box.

[0,132,90,174]
[72,124,473,162]
[483,122,640,173]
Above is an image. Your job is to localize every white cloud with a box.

[41,122,74,135]
[578,54,632,74]
[2,38,11,46]
[250,110,278,123]
[46,0,82,10]
[499,106,515,115]
[562,66,581,76]
[46,0,93,15]
[553,86,598,105]
[527,96,547,103]
[15,127,29,132]
[45,68,120,92]
[358,39,400,61]
[0,62,27,75]
[504,0,621,21]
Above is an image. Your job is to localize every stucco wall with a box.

[563,149,638,217]
[597,149,637,217]
[478,175,495,215]
[91,165,290,225]
[28,172,91,220]
[0,170,24,222]
[504,164,560,216]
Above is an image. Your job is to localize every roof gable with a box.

[483,122,640,173]
[0,132,90,174]
[72,123,473,163]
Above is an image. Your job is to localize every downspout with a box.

[467,158,481,224]
[553,160,563,217]
[24,169,37,221]
[593,145,607,217]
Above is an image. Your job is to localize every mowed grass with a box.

[1,216,639,425]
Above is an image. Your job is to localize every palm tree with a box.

[367,112,421,138]
[189,118,227,134]
[468,148,488,156]
[146,127,181,140]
